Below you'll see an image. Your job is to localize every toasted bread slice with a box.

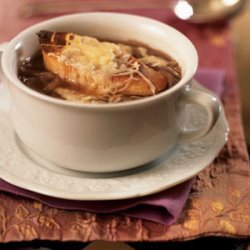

[37,30,168,97]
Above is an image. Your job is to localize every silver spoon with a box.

[174,0,246,23]
[19,0,245,23]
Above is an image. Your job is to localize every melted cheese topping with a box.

[60,36,123,73]
[50,34,142,93]
[45,33,169,96]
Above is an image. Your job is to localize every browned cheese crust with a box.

[37,30,168,97]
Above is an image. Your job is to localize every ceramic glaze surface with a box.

[0,83,229,200]
[0,13,220,172]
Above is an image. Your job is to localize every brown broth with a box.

[18,40,182,103]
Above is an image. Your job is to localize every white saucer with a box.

[0,82,229,200]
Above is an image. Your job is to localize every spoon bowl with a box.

[174,0,246,23]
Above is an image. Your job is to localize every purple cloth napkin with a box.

[196,68,225,97]
[0,69,225,225]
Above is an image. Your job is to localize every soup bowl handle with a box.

[178,84,221,143]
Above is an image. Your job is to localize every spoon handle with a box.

[19,0,174,18]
